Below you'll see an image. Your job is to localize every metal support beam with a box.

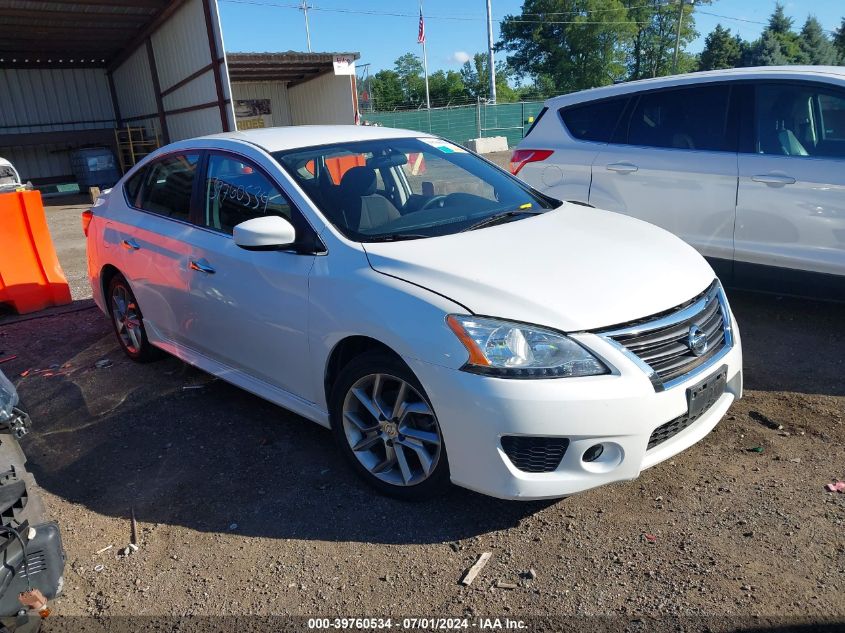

[145,38,169,144]
[202,0,231,132]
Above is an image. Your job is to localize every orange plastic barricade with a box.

[0,190,72,315]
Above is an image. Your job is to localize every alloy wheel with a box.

[341,373,442,487]
[111,284,143,355]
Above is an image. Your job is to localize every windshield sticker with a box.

[418,138,467,154]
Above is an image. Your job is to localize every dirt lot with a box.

[0,196,843,629]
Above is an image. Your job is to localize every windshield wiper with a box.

[364,233,430,242]
[460,207,544,233]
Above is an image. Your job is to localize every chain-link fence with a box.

[363,100,547,149]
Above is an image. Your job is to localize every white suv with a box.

[513,66,845,301]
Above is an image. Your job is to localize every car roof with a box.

[197,125,431,153]
[545,66,845,108]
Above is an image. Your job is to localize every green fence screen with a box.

[363,101,546,149]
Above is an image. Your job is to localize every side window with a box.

[138,153,199,221]
[625,85,732,152]
[124,169,146,205]
[560,98,627,143]
[755,83,845,159]
[203,153,294,235]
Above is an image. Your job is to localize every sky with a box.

[218,0,844,77]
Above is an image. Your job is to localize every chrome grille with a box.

[599,281,732,391]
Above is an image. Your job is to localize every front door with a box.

[180,151,318,401]
[589,83,739,281]
[735,81,845,298]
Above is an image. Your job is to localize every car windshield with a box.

[273,137,557,242]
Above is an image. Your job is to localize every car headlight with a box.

[446,315,608,378]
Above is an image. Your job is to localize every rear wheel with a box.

[107,273,161,362]
[330,351,450,500]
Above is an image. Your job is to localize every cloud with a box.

[448,51,471,65]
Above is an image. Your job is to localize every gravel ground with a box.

[0,193,843,629]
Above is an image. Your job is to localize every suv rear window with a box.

[560,98,627,143]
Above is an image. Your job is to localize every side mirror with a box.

[233,216,296,251]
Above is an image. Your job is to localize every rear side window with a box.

[138,154,199,222]
[124,169,145,205]
[560,98,627,143]
[524,107,548,137]
[624,85,733,152]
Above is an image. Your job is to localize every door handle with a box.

[121,238,140,250]
[751,174,796,186]
[606,162,638,174]
[189,259,216,274]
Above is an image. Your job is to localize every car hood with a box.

[362,204,716,332]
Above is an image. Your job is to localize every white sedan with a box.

[85,126,742,500]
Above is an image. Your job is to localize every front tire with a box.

[106,273,161,362]
[329,351,450,501]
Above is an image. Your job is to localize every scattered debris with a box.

[95,545,113,555]
[749,411,782,431]
[520,568,537,581]
[128,543,139,553]
[495,580,518,590]
[228,523,238,531]
[789,458,802,464]
[643,533,657,544]
[181,385,205,391]
[0,355,18,364]
[19,588,49,616]
[460,552,492,586]
[94,564,105,573]
[130,507,138,546]
[94,359,113,369]
[825,481,845,493]
[747,446,764,453]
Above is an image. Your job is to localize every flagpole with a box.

[420,0,431,110]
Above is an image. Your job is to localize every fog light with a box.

[583,444,604,463]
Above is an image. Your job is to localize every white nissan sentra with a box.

[85,126,742,501]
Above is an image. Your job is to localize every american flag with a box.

[417,8,425,44]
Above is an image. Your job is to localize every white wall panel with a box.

[288,73,356,125]
[166,107,220,142]
[151,0,210,92]
[231,82,292,127]
[162,71,218,112]
[0,68,114,133]
[0,144,72,182]
[112,46,156,120]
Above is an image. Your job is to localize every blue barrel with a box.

[70,148,120,189]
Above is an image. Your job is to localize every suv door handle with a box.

[189,259,216,274]
[606,162,638,174]
[121,238,140,250]
[751,174,796,185]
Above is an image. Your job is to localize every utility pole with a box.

[672,0,686,74]
[486,0,496,104]
[300,0,312,53]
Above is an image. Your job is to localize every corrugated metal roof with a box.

[227,51,360,85]
[0,0,180,68]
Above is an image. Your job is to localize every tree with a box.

[764,2,805,63]
[699,24,742,70]
[834,17,845,63]
[751,29,789,66]
[799,16,839,65]
[427,70,468,105]
[393,53,426,103]
[498,0,636,93]
[460,53,518,102]
[370,70,405,110]
[625,0,704,79]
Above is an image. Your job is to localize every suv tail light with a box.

[81,210,93,237]
[509,149,553,175]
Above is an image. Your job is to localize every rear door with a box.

[110,152,200,346]
[588,83,739,281]
[734,81,845,297]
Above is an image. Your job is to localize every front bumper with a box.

[407,325,742,500]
